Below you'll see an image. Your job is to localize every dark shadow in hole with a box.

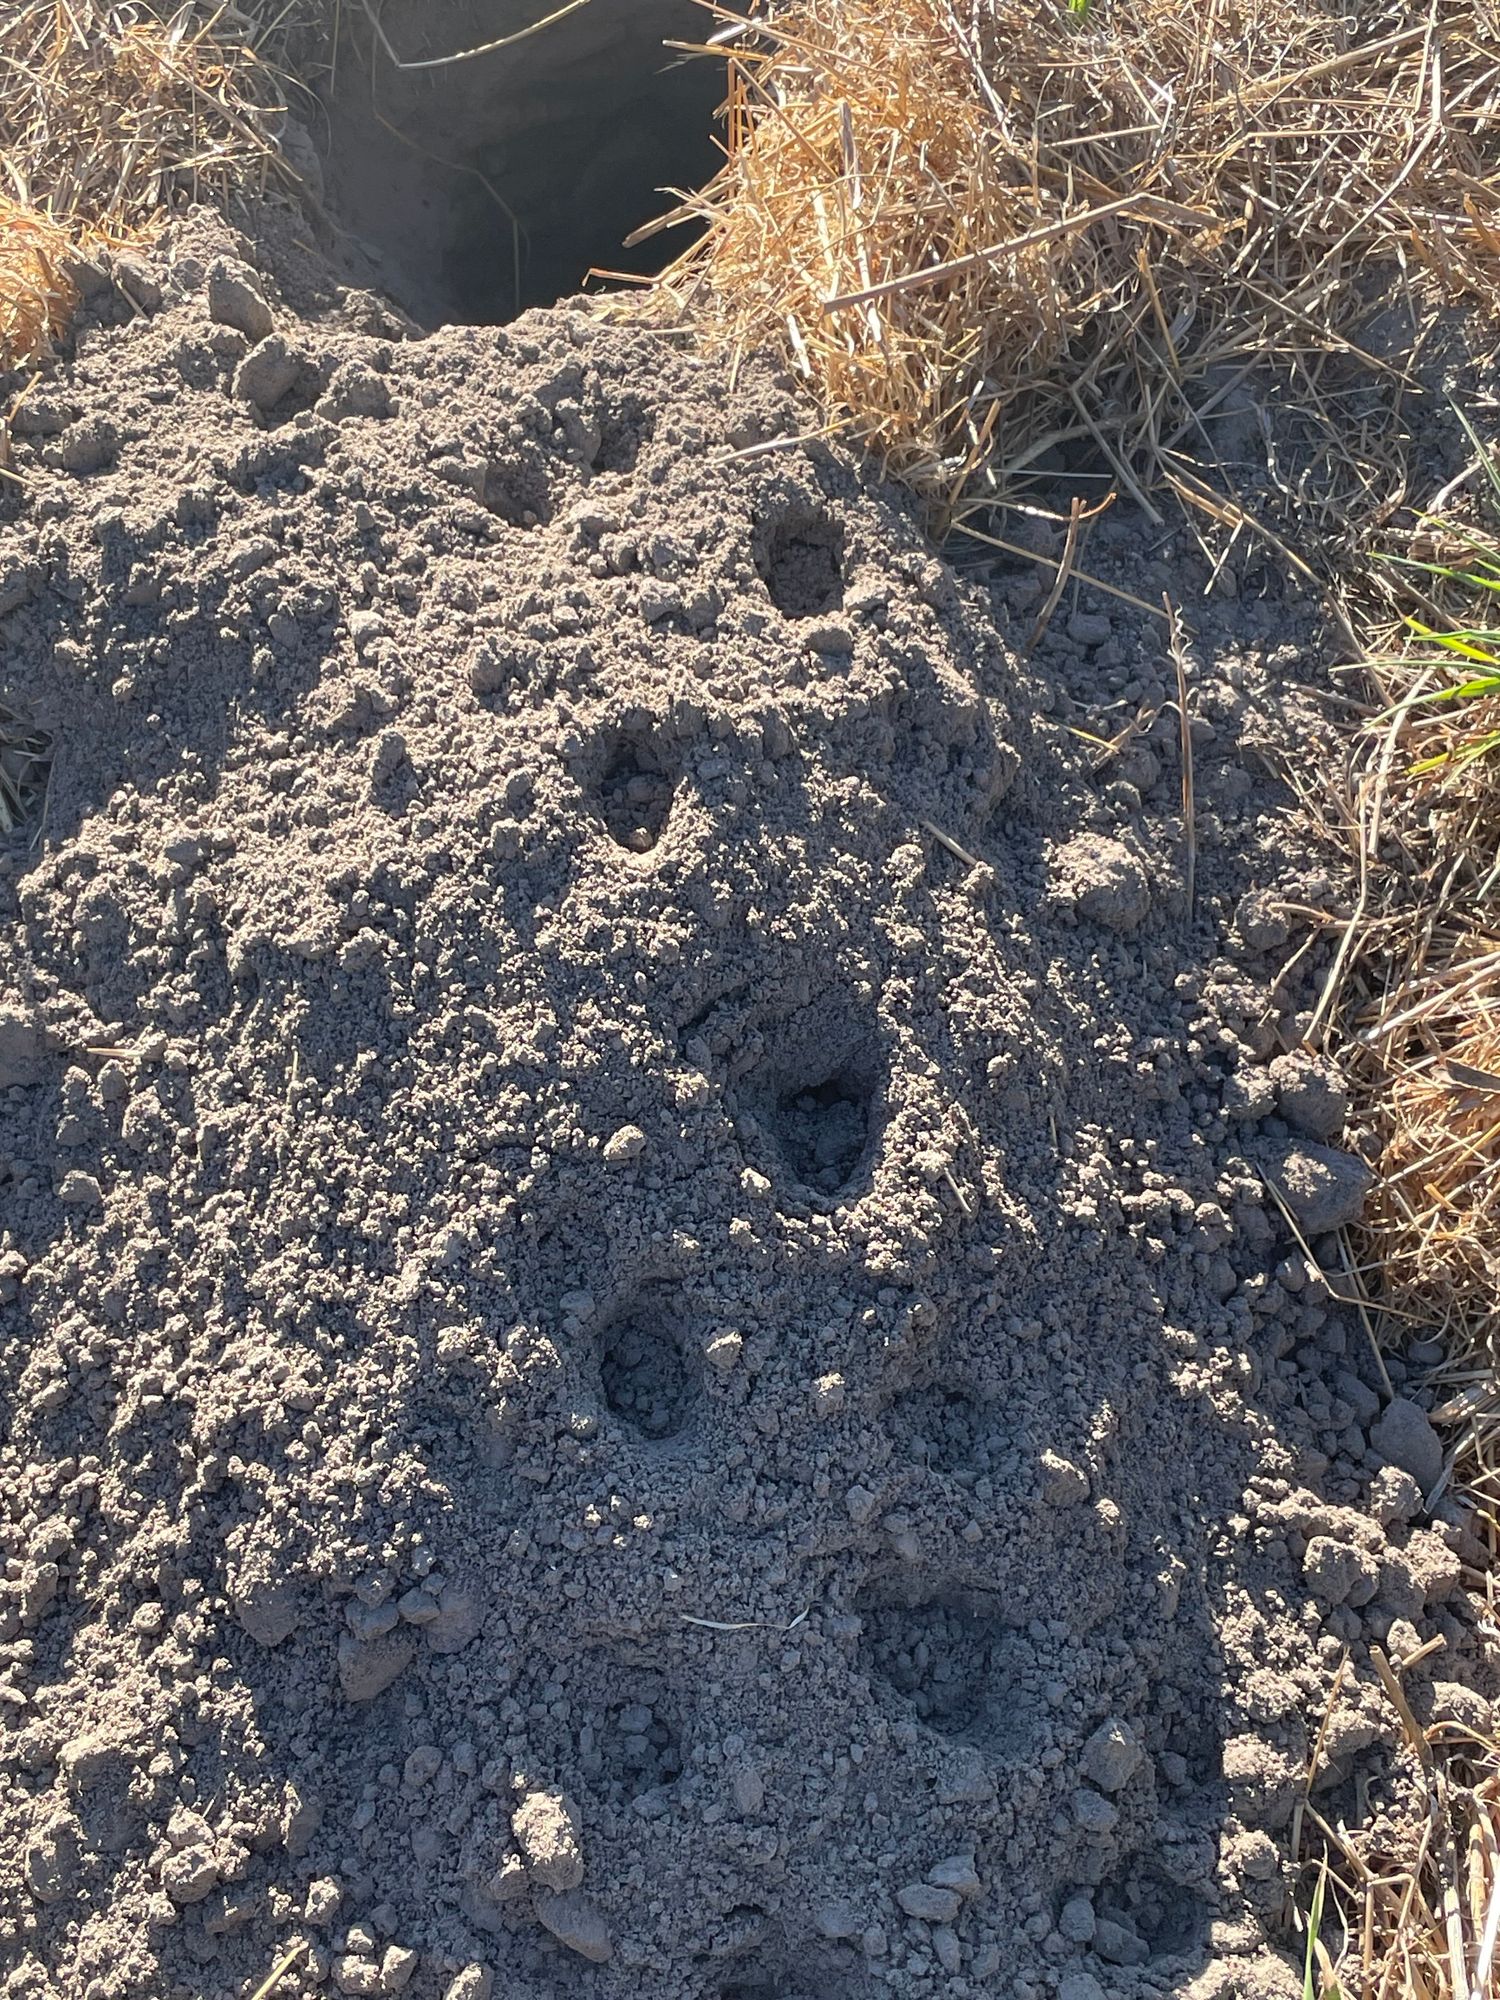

[774,1072,869,1192]
[321,0,723,323]
[481,446,553,529]
[598,731,677,852]
[740,988,884,1202]
[1092,1865,1211,1969]
[857,1584,1038,1759]
[584,1689,684,1803]
[755,507,846,619]
[592,396,654,476]
[599,1286,700,1442]
[716,1936,871,2000]
[883,1384,988,1476]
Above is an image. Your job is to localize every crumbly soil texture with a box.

[0,210,1495,2000]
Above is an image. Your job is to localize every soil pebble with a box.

[1369,1397,1445,1493]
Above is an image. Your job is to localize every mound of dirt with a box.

[0,212,1493,2000]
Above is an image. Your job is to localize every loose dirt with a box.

[0,209,1494,2000]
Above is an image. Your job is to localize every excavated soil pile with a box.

[0,213,1495,2000]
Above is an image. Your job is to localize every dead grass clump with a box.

[1339,462,1500,1511]
[0,1,302,371]
[1299,1645,1500,2000]
[0,197,78,370]
[643,0,1500,508]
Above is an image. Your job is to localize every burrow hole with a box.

[321,0,723,323]
[884,1385,988,1476]
[745,991,884,1199]
[1094,1867,1210,1965]
[580,1687,685,1807]
[592,396,654,477]
[597,728,679,852]
[857,1586,1036,1757]
[599,1285,700,1442]
[755,507,846,619]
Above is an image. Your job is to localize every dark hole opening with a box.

[321,0,723,323]
[599,1288,699,1441]
[857,1587,1036,1757]
[598,732,677,851]
[756,509,846,618]
[773,1072,870,1193]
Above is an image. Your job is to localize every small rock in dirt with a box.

[337,1631,414,1701]
[534,1888,612,1962]
[443,1970,493,2000]
[1263,1141,1372,1234]
[207,259,274,342]
[160,1844,219,1904]
[1369,1397,1444,1493]
[1066,610,1112,648]
[926,1854,982,1897]
[1233,888,1290,952]
[1080,1717,1144,1792]
[512,1787,584,1890]
[58,417,119,476]
[1303,1535,1378,1608]
[1094,1917,1149,1965]
[1039,1450,1090,1506]
[730,1765,764,1815]
[1058,1894,1095,1942]
[380,1946,419,1994]
[1269,1050,1348,1139]
[424,1583,483,1653]
[932,1925,962,1975]
[23,1816,78,1902]
[1369,1465,1423,1529]
[705,1330,743,1373]
[233,1577,299,1647]
[896,1882,962,1923]
[403,1745,443,1789]
[1057,1973,1108,2000]
[111,253,162,309]
[233,334,303,411]
[812,1372,846,1417]
[1073,1787,1119,1834]
[56,1169,101,1207]
[602,1123,646,1164]
[1054,834,1151,933]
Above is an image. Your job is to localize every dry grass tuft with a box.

[1339,455,1500,1518]
[1317,459,1500,2000]
[643,0,1500,511]
[0,1,304,371]
[1299,1644,1500,2000]
[0,196,78,369]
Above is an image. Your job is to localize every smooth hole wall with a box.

[320,0,723,323]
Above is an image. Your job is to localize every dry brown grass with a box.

[1298,1643,1500,2000]
[1299,464,1500,2000]
[0,1,302,371]
[1339,478,1500,1518]
[643,0,1500,513]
